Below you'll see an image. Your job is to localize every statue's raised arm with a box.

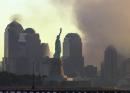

[58,28,62,37]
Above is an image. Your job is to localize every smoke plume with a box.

[52,0,130,68]
[10,14,22,22]
[74,0,130,67]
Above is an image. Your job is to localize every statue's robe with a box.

[54,37,61,58]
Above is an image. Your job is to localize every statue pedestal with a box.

[46,58,65,81]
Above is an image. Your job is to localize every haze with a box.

[0,0,81,61]
[1,0,130,69]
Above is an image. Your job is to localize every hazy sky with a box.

[1,0,130,69]
[74,0,130,67]
[53,0,130,68]
[0,0,81,61]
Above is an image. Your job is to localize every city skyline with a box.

[0,0,130,90]
[0,0,130,69]
[0,0,82,62]
[1,20,130,89]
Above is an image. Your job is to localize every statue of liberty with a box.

[54,28,62,59]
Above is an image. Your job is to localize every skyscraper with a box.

[24,28,42,75]
[4,21,23,58]
[4,21,24,73]
[62,33,84,77]
[3,21,44,75]
[102,46,118,85]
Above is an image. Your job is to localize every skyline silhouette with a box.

[0,20,129,89]
[0,1,130,69]
[0,0,130,91]
[0,0,81,63]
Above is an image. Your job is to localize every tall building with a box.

[3,21,45,75]
[101,46,118,85]
[24,28,42,75]
[62,33,84,77]
[4,21,24,73]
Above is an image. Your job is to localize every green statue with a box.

[54,28,62,59]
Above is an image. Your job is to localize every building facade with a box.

[3,21,50,76]
[101,46,118,85]
[62,33,84,77]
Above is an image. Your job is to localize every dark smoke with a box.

[10,14,22,22]
[49,0,130,68]
[74,0,130,67]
